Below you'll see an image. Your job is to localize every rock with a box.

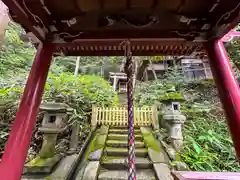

[166,147,176,160]
[140,127,152,134]
[148,148,166,163]
[88,149,103,161]
[98,169,156,180]
[172,139,183,151]
[98,125,109,135]
[82,161,100,180]
[49,154,78,180]
[176,162,189,171]
[153,163,174,180]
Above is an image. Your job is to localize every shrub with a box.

[134,75,239,172]
[0,72,118,158]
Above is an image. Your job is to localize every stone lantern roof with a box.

[40,102,71,113]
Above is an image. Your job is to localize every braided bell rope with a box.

[121,40,136,180]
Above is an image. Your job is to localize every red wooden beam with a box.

[54,38,205,56]
[0,43,55,180]
[222,30,240,42]
[2,0,45,42]
[214,6,240,40]
[205,40,240,160]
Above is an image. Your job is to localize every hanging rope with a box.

[121,40,136,180]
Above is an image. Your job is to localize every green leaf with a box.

[193,142,201,154]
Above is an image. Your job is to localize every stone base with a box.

[49,154,79,180]
[153,163,173,180]
[148,148,166,163]
[82,161,100,180]
[88,148,103,161]
[23,155,62,174]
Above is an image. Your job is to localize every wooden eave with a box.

[2,0,240,56]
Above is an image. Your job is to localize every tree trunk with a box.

[74,57,80,76]
[133,56,139,88]
[136,60,149,80]
[101,57,105,77]
[149,59,157,80]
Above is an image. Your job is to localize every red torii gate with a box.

[0,0,240,179]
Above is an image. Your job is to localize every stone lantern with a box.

[163,111,186,151]
[24,102,70,174]
[161,88,186,151]
[38,102,69,158]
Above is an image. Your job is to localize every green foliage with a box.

[134,69,185,106]
[54,56,123,76]
[134,68,240,172]
[227,39,240,69]
[0,71,118,158]
[0,22,35,76]
[44,73,118,122]
[0,86,23,105]
[182,116,240,171]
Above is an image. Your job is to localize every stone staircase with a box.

[97,126,162,180]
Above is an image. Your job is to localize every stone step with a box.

[106,140,145,148]
[105,147,148,157]
[110,126,140,129]
[101,157,152,169]
[108,134,143,141]
[108,129,141,134]
[98,169,156,180]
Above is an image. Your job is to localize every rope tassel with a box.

[122,40,136,180]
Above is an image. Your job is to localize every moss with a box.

[159,92,185,102]
[175,152,181,161]
[141,127,160,152]
[39,134,57,158]
[46,177,53,180]
[85,134,107,159]
[98,125,108,135]
[101,156,121,162]
[39,146,55,159]
[27,156,49,167]
[143,133,161,152]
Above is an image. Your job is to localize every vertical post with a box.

[113,75,117,91]
[74,56,80,76]
[205,40,240,159]
[0,43,55,180]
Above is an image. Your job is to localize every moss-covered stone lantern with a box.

[23,102,70,174]
[160,87,185,112]
[38,102,69,158]
[161,87,186,151]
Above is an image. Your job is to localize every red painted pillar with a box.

[0,43,55,180]
[205,40,240,160]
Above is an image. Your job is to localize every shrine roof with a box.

[3,0,240,56]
